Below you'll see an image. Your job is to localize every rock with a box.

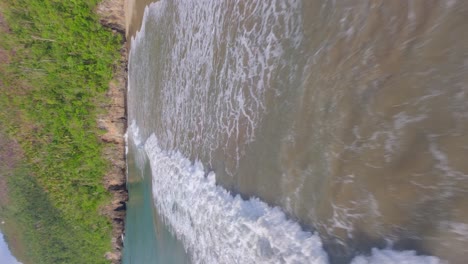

[105,251,121,261]
[97,119,109,131]
[114,201,126,212]
[96,1,128,263]
[96,0,126,35]
[107,179,125,191]
[101,134,124,144]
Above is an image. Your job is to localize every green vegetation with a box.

[0,0,122,263]
[2,164,100,264]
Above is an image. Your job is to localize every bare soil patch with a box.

[97,1,129,263]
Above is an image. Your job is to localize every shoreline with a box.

[99,0,157,262]
[124,0,155,40]
[96,0,129,263]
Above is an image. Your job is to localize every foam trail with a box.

[129,0,304,168]
[350,249,443,264]
[129,1,448,263]
[142,132,443,264]
[145,133,328,263]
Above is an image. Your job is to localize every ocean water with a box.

[0,232,21,264]
[124,1,468,263]
[122,132,189,264]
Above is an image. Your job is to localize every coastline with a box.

[125,0,155,40]
[96,1,128,263]
[101,1,155,262]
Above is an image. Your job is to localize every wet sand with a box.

[125,0,156,40]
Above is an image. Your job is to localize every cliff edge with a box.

[96,0,128,263]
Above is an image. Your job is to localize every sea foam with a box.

[138,130,443,264]
[129,1,447,263]
[145,133,328,263]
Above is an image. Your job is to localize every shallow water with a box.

[123,141,189,263]
[125,1,468,263]
[0,232,21,264]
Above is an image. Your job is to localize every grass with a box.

[0,0,122,263]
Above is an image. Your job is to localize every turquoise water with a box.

[122,144,189,264]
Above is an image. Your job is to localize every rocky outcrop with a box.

[96,1,128,263]
[97,0,126,35]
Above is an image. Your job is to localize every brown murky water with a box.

[127,1,468,263]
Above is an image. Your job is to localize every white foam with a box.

[129,0,303,169]
[145,133,328,263]
[127,120,142,147]
[138,131,443,264]
[350,248,443,264]
[127,120,148,179]
[128,1,447,263]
